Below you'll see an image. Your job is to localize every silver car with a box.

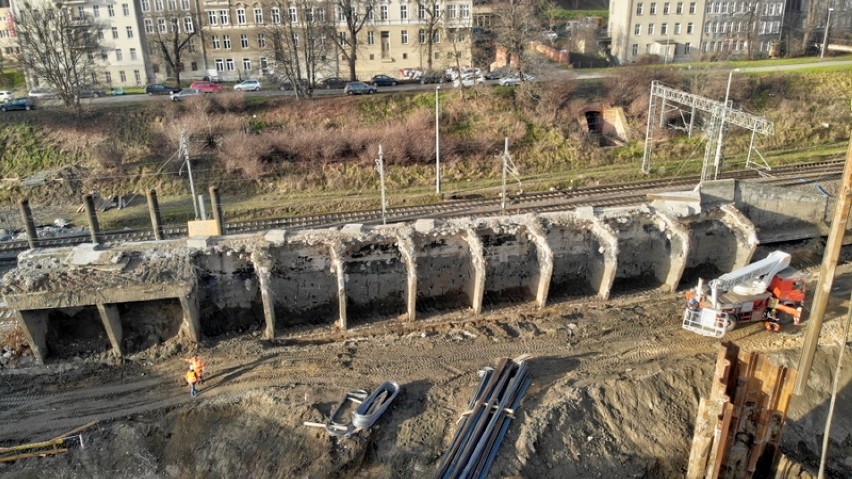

[170,88,203,101]
[234,80,262,91]
[29,87,59,99]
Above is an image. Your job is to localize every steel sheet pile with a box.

[434,356,531,479]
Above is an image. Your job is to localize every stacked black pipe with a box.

[434,357,531,479]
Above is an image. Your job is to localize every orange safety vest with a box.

[185,356,205,373]
[186,370,199,385]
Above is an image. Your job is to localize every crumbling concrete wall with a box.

[195,248,263,336]
[680,205,757,287]
[267,240,338,328]
[477,220,539,307]
[341,235,407,325]
[45,306,109,359]
[413,226,473,314]
[544,216,612,300]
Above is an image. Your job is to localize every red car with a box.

[189,81,223,93]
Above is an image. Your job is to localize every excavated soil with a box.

[1,253,851,478]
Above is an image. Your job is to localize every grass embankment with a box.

[0,66,850,232]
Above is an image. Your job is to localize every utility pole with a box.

[180,130,199,219]
[820,8,834,60]
[376,145,387,224]
[435,85,441,194]
[500,138,520,213]
[795,137,852,396]
[713,69,739,180]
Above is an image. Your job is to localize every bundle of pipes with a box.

[434,356,531,479]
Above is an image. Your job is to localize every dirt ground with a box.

[1,248,851,479]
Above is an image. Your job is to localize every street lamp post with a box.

[820,7,834,60]
[435,85,441,194]
[713,68,739,180]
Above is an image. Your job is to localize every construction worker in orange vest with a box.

[183,354,206,384]
[186,366,199,397]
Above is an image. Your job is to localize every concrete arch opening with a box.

[45,306,110,359]
[680,221,741,289]
[343,240,407,326]
[197,251,264,337]
[415,235,474,316]
[480,227,538,309]
[268,243,339,332]
[547,225,605,301]
[609,215,676,294]
[117,299,183,352]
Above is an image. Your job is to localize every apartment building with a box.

[0,0,20,65]
[609,0,851,64]
[141,0,474,84]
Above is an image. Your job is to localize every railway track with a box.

[0,160,843,261]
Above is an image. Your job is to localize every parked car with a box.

[189,81,223,93]
[371,75,399,87]
[453,74,485,88]
[344,81,377,95]
[278,78,311,91]
[170,88,203,101]
[28,87,59,99]
[0,90,13,102]
[1,98,36,111]
[77,86,106,98]
[419,71,448,84]
[484,67,514,80]
[145,83,181,95]
[317,77,348,89]
[499,74,535,87]
[111,87,127,96]
[234,80,262,91]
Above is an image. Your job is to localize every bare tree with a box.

[147,11,198,87]
[417,0,443,72]
[799,0,830,55]
[326,0,375,80]
[12,0,104,108]
[264,0,333,98]
[491,0,541,79]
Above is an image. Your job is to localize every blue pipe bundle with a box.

[434,356,531,479]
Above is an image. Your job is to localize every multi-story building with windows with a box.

[609,0,851,64]
[0,0,21,67]
[141,0,473,84]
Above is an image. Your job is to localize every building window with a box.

[155,0,163,10]
[130,48,137,60]
[684,42,691,54]
[254,7,263,23]
[704,22,710,34]
[401,30,408,44]
[689,2,696,13]
[240,34,249,48]
[380,5,388,20]
[185,17,194,32]
[687,22,693,34]
[661,23,667,34]
[460,5,469,17]
[158,19,167,32]
[637,3,644,14]
[648,23,654,34]
[190,62,197,71]
[289,7,297,22]
[134,70,141,84]
[112,27,119,39]
[212,35,220,49]
[189,41,196,53]
[119,70,126,82]
[168,0,176,10]
[141,0,150,12]
[676,1,683,13]
[634,24,641,35]
[208,11,218,25]
[115,49,123,61]
[243,58,251,70]
[650,2,656,14]
[418,4,425,19]
[108,5,115,16]
[418,29,425,44]
[271,7,280,23]
[122,3,129,15]
[215,59,224,71]
[674,22,681,34]
[182,0,190,10]
[257,33,266,47]
[97,29,105,40]
[92,5,99,17]
[400,4,407,19]
[126,26,133,38]
[632,43,639,55]
[664,2,670,13]
[237,8,246,24]
[144,19,153,33]
[223,35,231,49]
[219,10,229,25]
[226,59,235,71]
[105,72,112,83]
[367,31,374,45]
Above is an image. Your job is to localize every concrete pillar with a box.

[179,290,202,342]
[18,198,38,249]
[395,228,417,322]
[720,204,758,269]
[251,248,277,339]
[328,240,347,330]
[525,217,553,308]
[96,303,124,356]
[463,228,485,315]
[15,309,48,365]
[653,210,691,292]
[209,186,225,236]
[83,193,101,244]
[146,189,164,240]
[586,217,619,300]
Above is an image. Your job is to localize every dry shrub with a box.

[93,140,128,173]
[211,91,246,113]
[0,321,31,360]
[218,131,273,179]
[603,67,681,118]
